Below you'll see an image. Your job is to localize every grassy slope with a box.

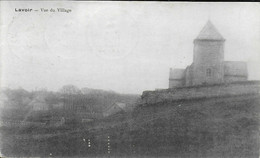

[1,94,259,157]
[131,94,260,158]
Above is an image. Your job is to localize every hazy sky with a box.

[1,2,260,94]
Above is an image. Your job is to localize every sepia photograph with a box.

[0,2,260,157]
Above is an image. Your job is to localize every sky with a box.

[1,2,260,94]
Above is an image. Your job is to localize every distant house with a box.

[103,102,126,117]
[29,96,48,111]
[52,102,64,109]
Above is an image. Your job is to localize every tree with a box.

[2,88,32,109]
[59,85,81,95]
[59,85,81,111]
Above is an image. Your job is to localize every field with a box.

[1,94,259,157]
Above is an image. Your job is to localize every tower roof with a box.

[196,21,224,40]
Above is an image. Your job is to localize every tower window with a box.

[206,68,212,77]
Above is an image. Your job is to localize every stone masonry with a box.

[169,21,248,88]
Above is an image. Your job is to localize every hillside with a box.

[130,94,260,157]
[0,86,259,157]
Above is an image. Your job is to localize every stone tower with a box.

[169,21,247,88]
[192,21,225,85]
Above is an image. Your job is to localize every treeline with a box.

[0,85,140,157]
[0,84,140,122]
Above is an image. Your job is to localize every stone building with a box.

[103,102,126,117]
[169,21,248,88]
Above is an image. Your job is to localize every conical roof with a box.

[196,21,224,40]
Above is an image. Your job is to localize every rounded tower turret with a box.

[192,21,225,85]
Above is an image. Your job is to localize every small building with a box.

[103,102,126,117]
[169,68,186,88]
[29,96,49,111]
[169,21,248,88]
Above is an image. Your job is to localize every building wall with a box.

[169,68,185,88]
[144,81,260,104]
[224,76,247,83]
[103,105,122,117]
[224,61,248,83]
[192,40,225,85]
[169,79,183,88]
[184,65,193,86]
[193,40,224,65]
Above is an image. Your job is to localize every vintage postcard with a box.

[0,2,260,157]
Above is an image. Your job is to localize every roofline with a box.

[194,39,225,43]
[224,74,248,77]
[169,78,184,81]
[170,68,185,71]
[195,21,225,41]
[224,61,247,64]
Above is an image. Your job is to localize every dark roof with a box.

[104,102,126,112]
[196,21,224,40]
